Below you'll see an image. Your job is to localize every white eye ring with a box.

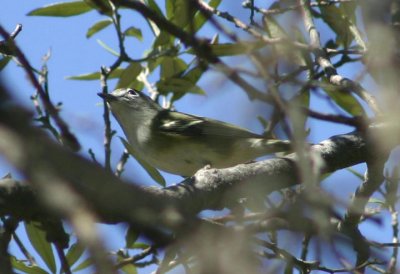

[127,88,139,97]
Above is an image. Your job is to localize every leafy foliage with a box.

[1,0,399,273]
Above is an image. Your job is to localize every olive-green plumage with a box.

[98,88,290,176]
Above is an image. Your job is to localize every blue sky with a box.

[0,1,394,273]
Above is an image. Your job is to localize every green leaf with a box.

[86,19,112,38]
[83,0,112,15]
[116,63,143,89]
[24,222,56,273]
[0,40,15,56]
[120,137,166,186]
[183,63,208,84]
[319,3,363,48]
[72,257,93,272]
[0,56,11,71]
[131,242,150,249]
[144,0,164,35]
[124,27,143,41]
[368,197,385,205]
[190,0,222,32]
[125,226,139,248]
[116,252,138,274]
[347,168,364,181]
[321,79,365,116]
[153,31,174,48]
[167,0,195,30]
[160,57,187,79]
[291,85,311,110]
[11,256,49,274]
[66,242,85,267]
[145,0,164,18]
[66,67,124,80]
[188,41,265,56]
[264,15,307,66]
[97,39,119,56]
[121,264,138,274]
[28,1,92,17]
[157,78,205,95]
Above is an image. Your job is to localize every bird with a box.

[98,88,290,176]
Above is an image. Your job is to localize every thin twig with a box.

[301,233,311,261]
[113,0,274,103]
[243,0,358,16]
[0,24,80,151]
[114,246,156,269]
[297,1,381,115]
[303,107,364,127]
[13,225,37,266]
[55,243,72,274]
[100,67,114,172]
[0,217,18,273]
[197,0,312,51]
[385,169,399,273]
[338,160,387,271]
[115,150,130,177]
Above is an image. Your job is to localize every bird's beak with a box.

[97,93,116,101]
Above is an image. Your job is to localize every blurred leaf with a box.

[188,41,265,56]
[66,67,124,80]
[86,19,112,38]
[84,0,112,15]
[66,242,85,267]
[264,15,307,66]
[167,0,195,30]
[116,63,143,89]
[97,39,119,56]
[264,14,286,38]
[190,0,222,32]
[125,226,139,248]
[160,57,187,79]
[321,79,365,116]
[124,27,143,41]
[347,167,364,181]
[145,0,164,17]
[340,2,366,50]
[10,256,48,274]
[72,258,93,272]
[292,89,310,108]
[0,40,15,56]
[24,222,56,273]
[292,26,313,68]
[184,63,208,83]
[116,253,138,274]
[144,0,164,35]
[157,78,205,95]
[368,198,385,205]
[131,242,150,249]
[319,3,361,48]
[120,137,166,186]
[257,116,269,130]
[153,31,174,48]
[121,264,138,274]
[0,56,11,71]
[147,55,164,72]
[28,1,92,17]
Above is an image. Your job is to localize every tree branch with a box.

[0,24,81,151]
[298,0,381,115]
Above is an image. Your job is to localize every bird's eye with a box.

[127,88,139,97]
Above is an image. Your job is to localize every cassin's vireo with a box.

[98,88,290,176]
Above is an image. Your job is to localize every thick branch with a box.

[0,124,388,222]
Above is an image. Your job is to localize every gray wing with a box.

[157,110,262,138]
